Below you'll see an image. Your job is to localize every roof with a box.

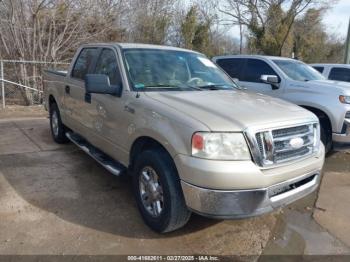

[310,63,350,67]
[212,54,294,61]
[81,42,200,54]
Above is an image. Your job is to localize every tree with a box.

[219,0,249,53]
[0,0,125,104]
[180,5,212,55]
[220,0,330,56]
[126,0,175,44]
[293,8,345,63]
[181,6,198,49]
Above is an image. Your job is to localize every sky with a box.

[323,0,350,39]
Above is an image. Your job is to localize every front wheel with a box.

[133,149,191,233]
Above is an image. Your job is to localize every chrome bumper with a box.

[181,171,320,219]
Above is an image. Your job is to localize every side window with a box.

[216,58,245,79]
[94,49,121,85]
[242,59,278,83]
[329,68,350,82]
[71,48,98,80]
[312,66,324,73]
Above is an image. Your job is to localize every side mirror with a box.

[260,75,280,90]
[85,74,122,96]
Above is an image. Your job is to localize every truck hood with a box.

[306,80,350,94]
[145,90,316,131]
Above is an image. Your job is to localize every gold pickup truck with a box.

[44,43,325,233]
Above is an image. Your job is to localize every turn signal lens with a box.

[192,133,204,150]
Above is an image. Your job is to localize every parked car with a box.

[44,44,324,233]
[310,64,350,83]
[213,55,350,152]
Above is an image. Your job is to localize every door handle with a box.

[65,85,70,94]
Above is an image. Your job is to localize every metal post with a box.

[1,60,5,109]
[345,18,350,64]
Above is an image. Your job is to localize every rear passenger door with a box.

[239,59,281,96]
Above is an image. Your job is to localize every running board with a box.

[66,132,126,176]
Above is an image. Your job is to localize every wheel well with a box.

[300,106,332,130]
[49,95,56,109]
[129,137,171,170]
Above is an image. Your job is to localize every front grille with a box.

[272,125,310,138]
[251,123,319,167]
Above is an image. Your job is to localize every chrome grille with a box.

[272,125,310,138]
[248,123,319,167]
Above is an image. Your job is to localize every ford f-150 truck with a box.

[213,55,350,152]
[44,43,324,233]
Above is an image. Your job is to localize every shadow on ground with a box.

[0,147,222,239]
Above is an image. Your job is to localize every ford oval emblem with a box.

[289,137,304,149]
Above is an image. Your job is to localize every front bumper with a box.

[181,171,320,219]
[333,119,350,143]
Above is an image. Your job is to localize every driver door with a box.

[84,47,131,162]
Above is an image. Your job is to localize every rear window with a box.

[329,67,350,82]
[312,66,324,74]
[71,48,99,80]
[215,58,245,79]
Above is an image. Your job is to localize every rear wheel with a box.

[133,149,191,233]
[50,103,69,144]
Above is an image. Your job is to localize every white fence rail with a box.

[0,60,69,109]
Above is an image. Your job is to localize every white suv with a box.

[310,64,350,83]
[213,55,350,152]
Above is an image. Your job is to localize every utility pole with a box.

[345,18,350,64]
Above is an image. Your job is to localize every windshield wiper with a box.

[141,84,203,91]
[195,84,234,90]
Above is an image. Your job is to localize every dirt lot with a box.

[0,108,350,257]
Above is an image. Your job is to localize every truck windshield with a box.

[122,49,237,91]
[273,59,325,82]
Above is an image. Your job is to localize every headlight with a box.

[339,95,350,104]
[191,132,251,160]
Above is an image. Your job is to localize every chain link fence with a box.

[0,60,69,108]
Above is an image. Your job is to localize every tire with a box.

[320,118,332,153]
[49,103,69,144]
[132,149,191,233]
